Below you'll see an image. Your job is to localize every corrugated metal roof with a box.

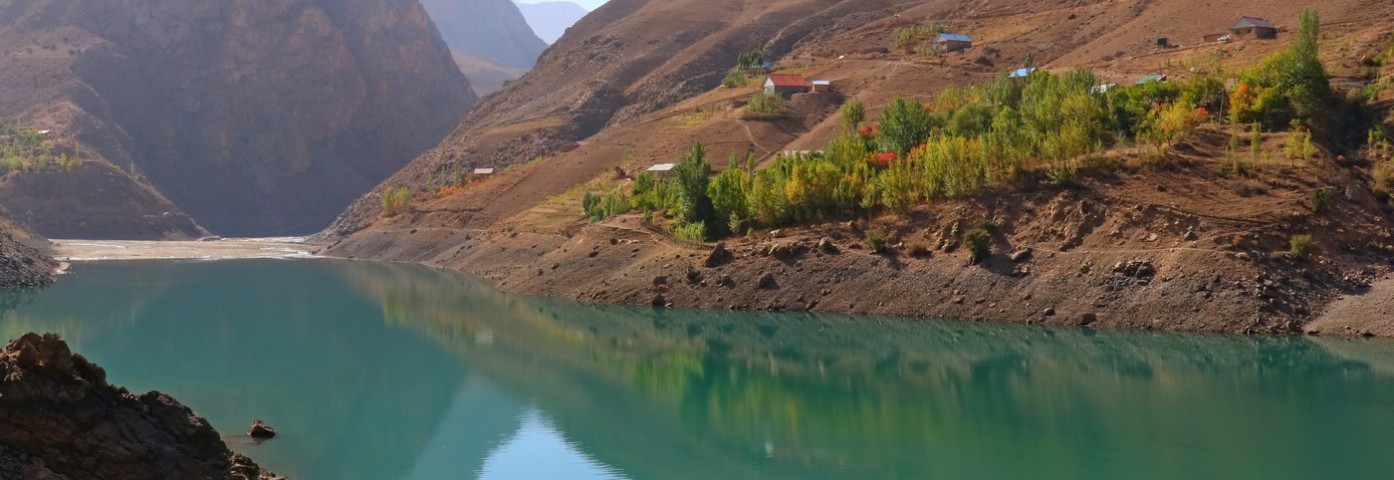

[766,74,813,88]
[1008,67,1037,78]
[1136,74,1168,85]
[1233,16,1276,29]
[647,163,676,172]
[936,33,973,43]
[473,168,495,175]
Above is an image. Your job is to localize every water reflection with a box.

[2,259,1393,480]
[337,261,1394,480]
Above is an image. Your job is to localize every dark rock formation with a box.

[248,420,277,440]
[0,215,56,289]
[0,333,284,480]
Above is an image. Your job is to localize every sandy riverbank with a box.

[51,238,315,261]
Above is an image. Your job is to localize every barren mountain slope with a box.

[0,0,474,237]
[321,0,1394,336]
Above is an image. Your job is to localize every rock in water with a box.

[248,420,278,439]
[0,333,285,480]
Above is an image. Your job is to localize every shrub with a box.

[866,230,888,254]
[582,191,603,221]
[381,187,411,217]
[908,242,931,258]
[721,69,748,88]
[964,227,992,263]
[1310,187,1335,213]
[746,92,786,118]
[671,221,708,243]
[1290,234,1318,261]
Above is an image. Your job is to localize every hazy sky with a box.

[517,0,605,11]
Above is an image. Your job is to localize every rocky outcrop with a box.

[420,0,547,69]
[0,214,56,289]
[0,333,284,480]
[0,0,474,237]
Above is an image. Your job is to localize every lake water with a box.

[3,259,1394,479]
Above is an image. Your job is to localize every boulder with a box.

[248,420,277,439]
[703,242,732,267]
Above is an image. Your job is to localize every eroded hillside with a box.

[0,0,474,237]
[321,0,1394,336]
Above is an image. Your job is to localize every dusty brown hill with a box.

[0,0,474,237]
[0,333,283,480]
[453,49,531,98]
[320,0,1394,336]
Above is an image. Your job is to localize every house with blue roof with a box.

[934,33,973,53]
[1008,67,1037,79]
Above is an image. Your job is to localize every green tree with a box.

[737,49,765,70]
[669,143,715,226]
[841,99,866,132]
[708,166,749,234]
[877,95,931,157]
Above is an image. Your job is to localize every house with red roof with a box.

[763,74,813,97]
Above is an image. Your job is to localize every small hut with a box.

[934,33,973,53]
[646,163,676,178]
[1231,16,1278,40]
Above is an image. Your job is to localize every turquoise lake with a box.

[3,259,1394,479]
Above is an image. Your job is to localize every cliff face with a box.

[420,0,547,69]
[0,333,283,480]
[0,0,474,237]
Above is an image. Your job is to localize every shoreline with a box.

[51,239,315,262]
[48,236,1394,340]
[316,215,1394,340]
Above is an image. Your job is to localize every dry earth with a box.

[320,0,1394,338]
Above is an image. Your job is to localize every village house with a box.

[647,163,676,177]
[934,33,973,53]
[1231,16,1278,40]
[764,74,813,97]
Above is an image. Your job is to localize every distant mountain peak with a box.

[421,0,547,69]
[514,0,590,44]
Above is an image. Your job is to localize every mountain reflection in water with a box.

[1,259,1392,480]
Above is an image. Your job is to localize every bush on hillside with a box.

[381,187,411,217]
[964,227,992,264]
[746,92,786,118]
[1310,187,1335,213]
[1290,234,1318,261]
